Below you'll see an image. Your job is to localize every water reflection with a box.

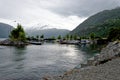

[0,43,101,80]
[12,47,26,61]
[80,43,105,56]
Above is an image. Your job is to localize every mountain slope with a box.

[80,19,120,37]
[71,7,120,36]
[0,23,13,38]
[26,27,70,38]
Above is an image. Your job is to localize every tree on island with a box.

[66,34,70,40]
[40,34,44,39]
[9,24,26,42]
[36,35,39,40]
[57,35,61,40]
[40,34,44,41]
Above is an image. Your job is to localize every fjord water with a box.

[0,42,99,80]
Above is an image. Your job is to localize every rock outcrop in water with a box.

[0,39,28,46]
[45,41,120,80]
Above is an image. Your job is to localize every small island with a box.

[0,24,28,46]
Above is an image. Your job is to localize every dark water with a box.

[0,42,100,80]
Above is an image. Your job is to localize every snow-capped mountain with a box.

[25,25,70,38]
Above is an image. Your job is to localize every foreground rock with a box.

[47,58,120,80]
[81,41,120,67]
[45,41,120,80]
[0,39,28,46]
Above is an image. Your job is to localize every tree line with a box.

[9,22,120,42]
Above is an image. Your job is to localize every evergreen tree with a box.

[57,35,61,40]
[9,24,26,42]
[40,34,44,39]
[66,34,70,40]
[36,35,39,40]
[70,35,73,40]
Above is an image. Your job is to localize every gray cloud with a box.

[0,0,120,18]
[0,0,120,30]
[44,0,120,17]
[0,0,120,17]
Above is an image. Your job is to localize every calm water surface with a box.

[0,42,100,80]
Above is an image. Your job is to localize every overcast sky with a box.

[0,0,120,30]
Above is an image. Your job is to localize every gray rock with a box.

[0,39,28,46]
[47,41,120,80]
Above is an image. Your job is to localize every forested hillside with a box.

[71,7,120,37]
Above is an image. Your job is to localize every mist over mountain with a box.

[0,23,13,38]
[25,25,70,38]
[70,7,120,37]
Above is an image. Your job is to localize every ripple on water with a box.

[0,43,99,79]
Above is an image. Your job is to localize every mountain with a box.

[0,23,13,38]
[70,7,120,37]
[26,25,70,38]
[79,19,120,37]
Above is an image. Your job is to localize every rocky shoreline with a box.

[44,41,120,80]
[0,39,28,46]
